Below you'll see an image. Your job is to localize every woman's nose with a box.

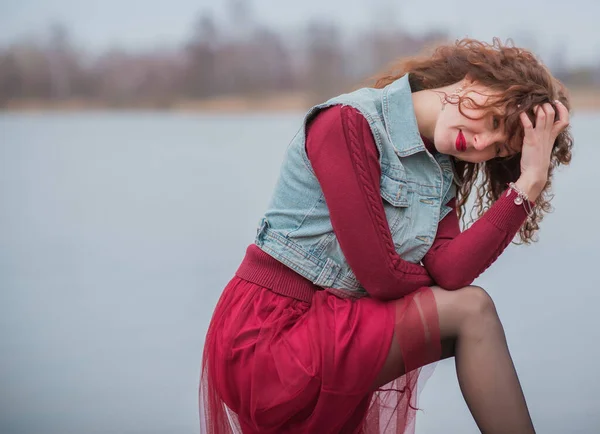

[472,134,492,151]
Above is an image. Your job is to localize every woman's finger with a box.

[552,100,570,134]
[520,111,534,131]
[534,104,546,131]
[541,103,555,129]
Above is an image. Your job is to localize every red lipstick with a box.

[456,130,467,152]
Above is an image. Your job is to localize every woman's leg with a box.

[373,285,536,434]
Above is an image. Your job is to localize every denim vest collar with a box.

[382,74,426,157]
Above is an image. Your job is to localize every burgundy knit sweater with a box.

[236,105,530,302]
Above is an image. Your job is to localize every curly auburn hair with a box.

[371,38,573,244]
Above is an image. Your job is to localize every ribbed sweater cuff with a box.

[483,189,531,231]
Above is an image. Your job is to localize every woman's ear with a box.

[462,74,476,88]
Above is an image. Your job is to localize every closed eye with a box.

[492,116,500,130]
[495,143,502,157]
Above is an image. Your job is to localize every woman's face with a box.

[433,84,519,163]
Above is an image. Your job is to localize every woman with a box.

[200,38,573,433]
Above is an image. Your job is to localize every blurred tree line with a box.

[1,3,598,109]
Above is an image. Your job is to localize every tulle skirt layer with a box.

[200,276,440,434]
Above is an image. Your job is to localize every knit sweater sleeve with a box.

[306,105,434,301]
[422,193,530,290]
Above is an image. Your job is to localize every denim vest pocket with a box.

[380,174,413,249]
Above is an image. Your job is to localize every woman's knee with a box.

[433,285,499,339]
[461,285,497,317]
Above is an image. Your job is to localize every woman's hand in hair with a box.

[515,101,570,202]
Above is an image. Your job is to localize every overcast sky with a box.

[1,0,598,66]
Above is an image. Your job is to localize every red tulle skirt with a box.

[200,277,440,433]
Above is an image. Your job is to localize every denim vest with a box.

[255,75,456,295]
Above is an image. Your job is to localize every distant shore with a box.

[3,87,600,113]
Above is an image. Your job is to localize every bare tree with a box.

[304,20,346,104]
[184,12,220,98]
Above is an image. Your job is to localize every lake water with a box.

[0,111,598,433]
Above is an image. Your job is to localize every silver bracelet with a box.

[507,182,534,216]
